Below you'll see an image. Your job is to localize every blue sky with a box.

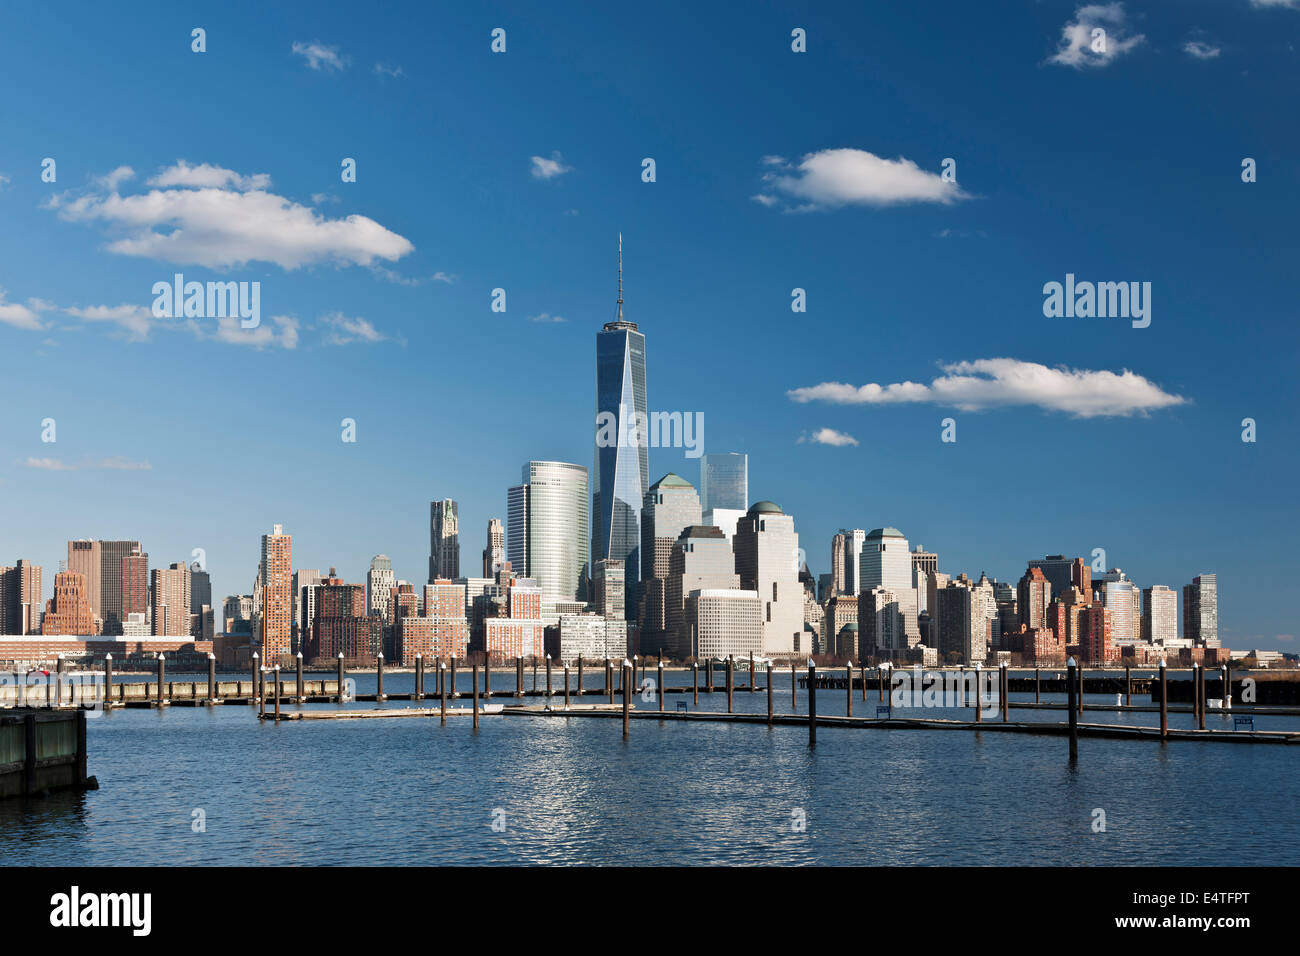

[1,1,1297,649]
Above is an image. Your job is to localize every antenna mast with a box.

[616,232,624,322]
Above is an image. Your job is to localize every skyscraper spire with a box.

[616,232,624,323]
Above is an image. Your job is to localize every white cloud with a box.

[20,455,151,471]
[0,292,48,331]
[753,149,969,210]
[1183,40,1221,60]
[788,358,1187,418]
[527,312,567,323]
[374,62,405,78]
[95,166,135,190]
[321,312,387,345]
[1048,3,1145,69]
[148,160,270,191]
[48,162,413,270]
[801,427,859,447]
[212,315,299,349]
[530,151,573,180]
[1251,0,1300,7]
[292,41,347,71]
[65,303,153,341]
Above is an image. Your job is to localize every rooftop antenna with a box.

[616,232,624,322]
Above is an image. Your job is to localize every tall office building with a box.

[911,548,938,614]
[703,508,746,545]
[860,528,920,646]
[1098,571,1140,645]
[858,586,902,657]
[592,558,626,620]
[1183,573,1219,647]
[664,525,741,658]
[507,461,590,606]
[121,547,148,624]
[42,570,95,635]
[66,539,141,634]
[293,569,322,645]
[733,501,804,656]
[686,589,762,660]
[428,499,460,582]
[482,518,505,577]
[190,562,211,616]
[310,570,380,662]
[640,473,702,644]
[1142,585,1177,644]
[258,524,293,662]
[1018,567,1052,631]
[593,235,649,619]
[0,560,43,635]
[151,562,191,636]
[367,556,396,621]
[700,452,747,513]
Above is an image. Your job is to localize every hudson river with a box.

[3,670,1298,865]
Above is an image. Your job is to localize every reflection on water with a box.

[1,669,1296,866]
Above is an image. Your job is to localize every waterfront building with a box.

[0,560,43,635]
[592,558,625,620]
[1018,567,1051,631]
[256,524,293,663]
[508,461,590,606]
[547,613,629,661]
[121,547,148,627]
[858,586,902,656]
[1184,573,1219,647]
[733,501,804,657]
[293,569,323,646]
[686,589,762,660]
[429,499,460,582]
[41,570,95,636]
[401,578,468,663]
[860,528,920,646]
[1142,585,1178,644]
[640,473,702,645]
[911,547,938,613]
[699,452,747,513]
[935,577,986,664]
[593,237,649,619]
[310,570,381,662]
[151,563,191,638]
[664,526,740,659]
[1081,604,1115,664]
[67,539,141,634]
[367,556,396,621]
[822,593,858,657]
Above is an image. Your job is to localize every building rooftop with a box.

[650,472,693,490]
[866,527,904,539]
[748,500,783,515]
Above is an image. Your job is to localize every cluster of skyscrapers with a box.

[0,240,1239,671]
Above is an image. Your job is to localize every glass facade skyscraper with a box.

[593,239,648,620]
[700,452,747,513]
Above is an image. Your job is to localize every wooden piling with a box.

[807,662,817,747]
[251,653,260,704]
[1002,663,1009,721]
[207,653,217,703]
[577,655,584,697]
[861,663,867,701]
[1222,664,1231,710]
[564,663,571,710]
[767,661,773,725]
[472,665,479,729]
[274,666,281,720]
[440,663,447,725]
[791,661,797,708]
[258,665,265,716]
[376,653,385,701]
[657,659,665,713]
[1198,664,1206,731]
[726,656,734,713]
[606,658,614,703]
[450,655,458,698]
[1066,658,1078,760]
[706,658,714,693]
[104,654,113,708]
[749,652,755,692]
[692,662,699,706]
[516,656,524,698]
[846,663,853,717]
[974,665,982,723]
[878,665,885,702]
[1159,660,1168,740]
[622,661,631,739]
[415,654,424,701]
[1125,664,1131,706]
[156,654,165,707]
[1077,662,1084,714]
[1034,666,1040,703]
[545,655,552,706]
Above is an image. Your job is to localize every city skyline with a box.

[1,3,1296,650]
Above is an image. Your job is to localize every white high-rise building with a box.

[367,556,396,621]
[1142,585,1177,644]
[860,528,920,645]
[732,501,803,657]
[703,508,746,545]
[507,461,590,606]
[687,589,762,660]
